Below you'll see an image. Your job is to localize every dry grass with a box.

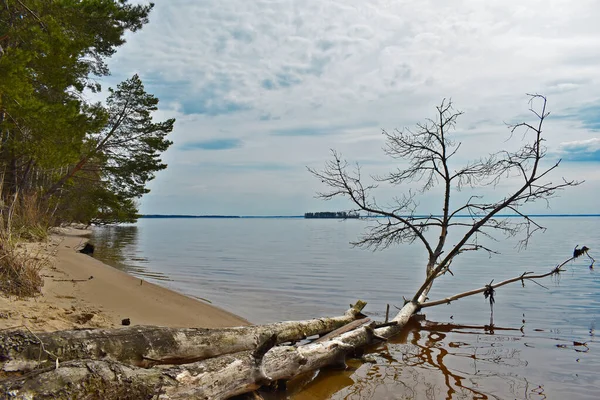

[0,192,51,298]
[9,193,51,242]
[0,244,47,298]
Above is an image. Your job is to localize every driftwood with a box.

[1,301,367,372]
[0,301,417,400]
[0,299,420,400]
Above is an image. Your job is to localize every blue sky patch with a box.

[199,162,295,171]
[552,102,600,131]
[271,127,333,136]
[259,113,279,121]
[276,73,303,88]
[108,1,600,216]
[180,138,242,151]
[556,136,600,162]
[574,105,600,130]
[182,77,251,115]
[271,121,379,137]
[181,99,250,116]
[261,79,275,90]
[561,149,600,162]
[145,74,251,116]
[231,28,253,43]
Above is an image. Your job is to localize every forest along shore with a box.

[0,227,249,332]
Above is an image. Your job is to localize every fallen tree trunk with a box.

[1,301,366,372]
[0,303,413,400]
[0,301,417,400]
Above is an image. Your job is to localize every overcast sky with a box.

[100,0,600,216]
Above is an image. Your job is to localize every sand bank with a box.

[0,227,249,332]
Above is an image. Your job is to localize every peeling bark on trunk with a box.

[0,301,420,400]
[1,301,367,372]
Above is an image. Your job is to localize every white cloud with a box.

[559,138,600,152]
[104,0,600,214]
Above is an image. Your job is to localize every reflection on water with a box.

[291,318,598,400]
[90,225,171,282]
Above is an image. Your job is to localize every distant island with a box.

[304,211,360,219]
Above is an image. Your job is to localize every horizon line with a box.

[140,213,600,219]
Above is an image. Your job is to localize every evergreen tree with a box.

[0,1,169,224]
[48,75,175,223]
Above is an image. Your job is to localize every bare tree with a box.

[309,94,580,309]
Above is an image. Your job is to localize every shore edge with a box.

[0,227,249,332]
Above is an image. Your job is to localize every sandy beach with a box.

[0,227,249,332]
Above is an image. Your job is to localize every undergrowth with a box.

[0,192,50,297]
[0,243,46,297]
[9,193,51,242]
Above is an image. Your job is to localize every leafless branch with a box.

[24,326,60,369]
[308,151,435,257]
[420,255,574,308]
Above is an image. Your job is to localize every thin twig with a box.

[24,325,60,369]
[385,304,390,323]
[0,324,25,331]
[52,277,93,283]
[529,279,549,290]
[15,0,47,31]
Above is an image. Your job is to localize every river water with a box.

[90,217,600,399]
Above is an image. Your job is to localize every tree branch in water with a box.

[420,256,575,309]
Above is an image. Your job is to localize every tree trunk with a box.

[42,156,88,200]
[1,301,367,372]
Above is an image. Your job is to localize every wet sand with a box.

[0,227,249,332]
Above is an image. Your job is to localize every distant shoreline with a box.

[139,214,600,219]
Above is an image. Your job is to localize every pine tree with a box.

[0,1,170,224]
[48,75,174,223]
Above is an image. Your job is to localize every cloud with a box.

[556,138,600,162]
[179,138,243,151]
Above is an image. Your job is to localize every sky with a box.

[98,0,600,215]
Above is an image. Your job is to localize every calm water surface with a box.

[90,217,600,399]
